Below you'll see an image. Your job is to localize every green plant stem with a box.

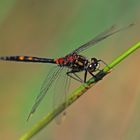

[20,41,140,140]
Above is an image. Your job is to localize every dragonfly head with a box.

[87,57,100,72]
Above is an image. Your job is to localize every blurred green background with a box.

[0,0,140,140]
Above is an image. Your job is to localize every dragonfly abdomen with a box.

[55,55,76,66]
[0,56,56,63]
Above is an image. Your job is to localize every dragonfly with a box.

[0,24,133,120]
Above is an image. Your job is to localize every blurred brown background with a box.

[0,0,140,140]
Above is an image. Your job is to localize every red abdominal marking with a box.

[55,58,65,65]
[55,55,76,65]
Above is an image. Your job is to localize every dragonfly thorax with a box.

[55,54,100,73]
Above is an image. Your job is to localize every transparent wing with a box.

[72,23,134,54]
[53,68,71,124]
[27,66,63,120]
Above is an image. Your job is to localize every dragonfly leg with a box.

[67,71,84,83]
[88,71,97,79]
[84,70,88,83]
[98,59,110,70]
[88,67,106,81]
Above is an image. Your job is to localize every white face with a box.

[95,63,100,70]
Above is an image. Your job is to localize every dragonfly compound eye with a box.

[87,63,95,72]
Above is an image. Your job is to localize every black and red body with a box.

[0,23,133,120]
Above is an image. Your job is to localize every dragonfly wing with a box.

[53,68,71,124]
[72,24,134,54]
[27,66,63,120]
